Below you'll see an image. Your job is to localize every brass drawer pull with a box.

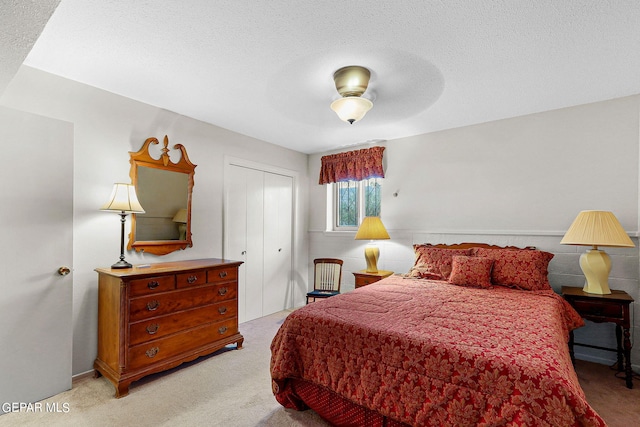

[187,275,198,284]
[146,323,159,335]
[218,326,228,335]
[218,287,228,296]
[218,306,228,315]
[146,300,160,311]
[147,280,159,290]
[219,271,228,278]
[145,347,159,358]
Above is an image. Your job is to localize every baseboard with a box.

[575,353,640,373]
[72,370,95,383]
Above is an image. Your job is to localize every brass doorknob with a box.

[57,266,71,276]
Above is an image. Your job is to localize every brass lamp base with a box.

[580,249,612,295]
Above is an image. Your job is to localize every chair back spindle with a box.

[317,262,340,291]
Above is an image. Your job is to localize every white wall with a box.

[0,66,310,376]
[1,63,637,377]
[309,95,640,368]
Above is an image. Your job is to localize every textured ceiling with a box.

[12,1,640,153]
[0,0,59,95]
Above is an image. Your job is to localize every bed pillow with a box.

[409,245,472,280]
[448,255,494,288]
[471,247,554,291]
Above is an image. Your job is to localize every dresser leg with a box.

[115,381,131,398]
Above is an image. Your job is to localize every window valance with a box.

[318,146,385,185]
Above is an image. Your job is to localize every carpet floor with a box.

[0,309,637,426]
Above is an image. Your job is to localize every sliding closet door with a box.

[262,173,293,315]
[244,169,265,321]
[225,162,293,323]
[226,165,264,323]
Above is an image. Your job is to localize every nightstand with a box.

[561,286,634,389]
[353,270,393,288]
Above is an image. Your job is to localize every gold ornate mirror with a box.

[127,135,196,255]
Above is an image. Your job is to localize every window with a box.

[334,177,382,230]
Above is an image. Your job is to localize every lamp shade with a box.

[172,208,188,223]
[330,96,373,124]
[354,216,390,240]
[560,210,634,248]
[100,183,145,213]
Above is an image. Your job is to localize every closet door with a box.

[262,173,293,315]
[244,169,265,321]
[226,165,264,323]
[225,162,293,323]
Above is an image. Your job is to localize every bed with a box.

[270,243,606,426]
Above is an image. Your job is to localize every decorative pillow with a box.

[406,266,442,280]
[410,245,472,280]
[471,247,554,291]
[448,255,494,288]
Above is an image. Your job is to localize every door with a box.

[0,107,73,412]
[262,173,293,315]
[225,162,293,323]
[226,165,264,322]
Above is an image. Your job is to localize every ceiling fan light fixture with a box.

[331,65,373,124]
[330,96,373,124]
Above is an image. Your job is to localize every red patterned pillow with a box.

[471,247,554,291]
[410,245,472,280]
[448,255,494,288]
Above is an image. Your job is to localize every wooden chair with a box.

[306,258,343,304]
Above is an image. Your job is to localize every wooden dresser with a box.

[94,258,244,397]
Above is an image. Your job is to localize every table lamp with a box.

[101,183,145,269]
[560,210,634,294]
[355,216,390,273]
[172,208,188,240]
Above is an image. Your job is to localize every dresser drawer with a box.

[176,270,207,288]
[207,266,238,284]
[213,282,237,302]
[572,299,623,319]
[129,301,238,345]
[129,286,208,322]
[356,277,378,287]
[129,275,175,297]
[128,318,238,370]
[129,283,238,322]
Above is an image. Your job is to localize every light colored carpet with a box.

[573,358,640,427]
[0,310,328,427]
[1,309,638,427]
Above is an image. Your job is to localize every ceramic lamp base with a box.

[178,223,187,240]
[580,249,612,295]
[364,244,380,273]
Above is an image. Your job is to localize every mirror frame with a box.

[127,135,196,255]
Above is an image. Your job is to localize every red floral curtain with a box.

[318,146,385,184]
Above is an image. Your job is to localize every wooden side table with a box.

[561,286,634,389]
[353,270,393,288]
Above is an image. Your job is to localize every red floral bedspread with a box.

[270,276,606,427]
